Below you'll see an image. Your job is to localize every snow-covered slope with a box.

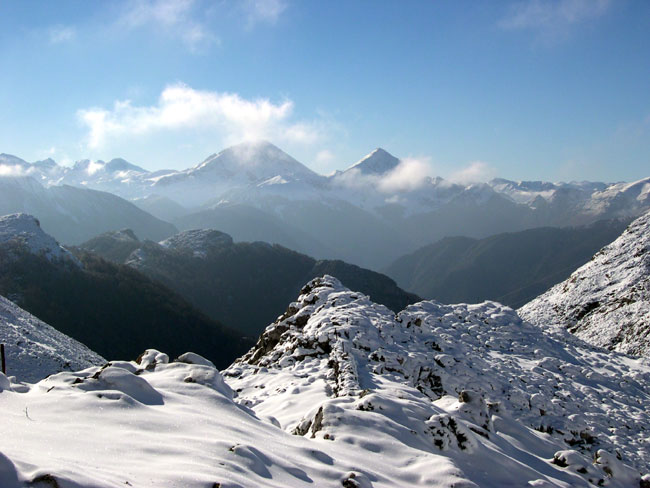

[225,276,650,487]
[2,351,406,488]
[520,210,650,357]
[0,295,104,383]
[0,277,648,487]
[0,213,79,264]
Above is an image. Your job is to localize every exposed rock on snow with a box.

[0,213,79,265]
[227,276,650,487]
[520,210,650,356]
[0,294,104,383]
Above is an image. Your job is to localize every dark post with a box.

[1,344,5,375]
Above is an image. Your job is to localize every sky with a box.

[0,0,648,182]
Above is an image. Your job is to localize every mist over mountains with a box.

[2,141,649,269]
[384,218,631,308]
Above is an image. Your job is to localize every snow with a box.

[0,294,104,383]
[226,276,650,487]
[0,213,80,265]
[344,148,401,175]
[2,276,647,486]
[0,351,468,488]
[159,228,233,257]
[1,146,648,226]
[520,209,650,356]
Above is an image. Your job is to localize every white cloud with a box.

[333,157,434,194]
[49,25,76,44]
[378,157,432,193]
[120,0,217,51]
[243,0,287,27]
[0,165,29,177]
[448,161,496,185]
[77,83,323,149]
[86,161,105,175]
[500,0,611,42]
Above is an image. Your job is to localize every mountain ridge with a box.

[80,227,421,335]
[384,218,632,308]
[520,209,650,356]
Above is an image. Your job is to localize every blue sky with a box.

[0,0,648,182]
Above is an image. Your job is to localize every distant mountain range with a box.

[384,218,631,308]
[0,175,176,245]
[2,142,649,269]
[79,227,420,336]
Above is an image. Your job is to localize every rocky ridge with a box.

[226,276,650,487]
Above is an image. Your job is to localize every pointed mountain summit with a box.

[345,147,400,175]
[192,140,319,181]
[520,209,650,356]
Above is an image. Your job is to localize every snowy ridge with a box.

[0,213,79,265]
[226,276,650,487]
[520,210,650,356]
[0,295,104,383]
[160,228,233,257]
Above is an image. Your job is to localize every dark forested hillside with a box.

[80,229,420,335]
[0,245,250,368]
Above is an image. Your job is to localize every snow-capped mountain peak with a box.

[0,213,79,265]
[345,147,400,175]
[194,140,317,178]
